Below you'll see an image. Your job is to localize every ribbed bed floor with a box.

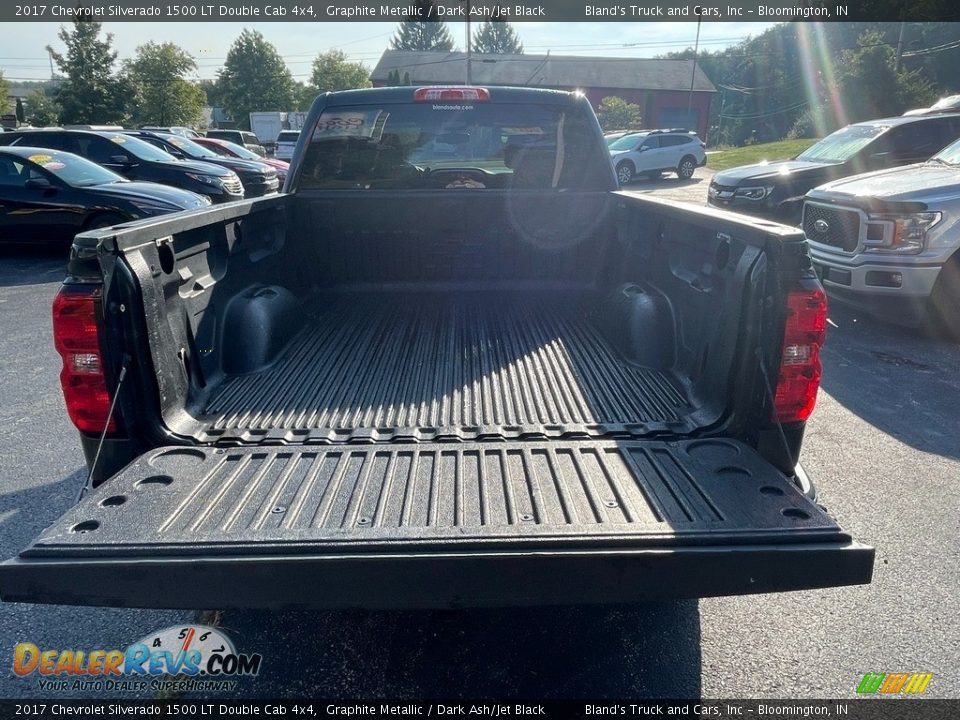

[197,295,695,443]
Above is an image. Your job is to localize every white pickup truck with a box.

[803,137,960,337]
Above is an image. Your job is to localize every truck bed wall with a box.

[106,190,780,449]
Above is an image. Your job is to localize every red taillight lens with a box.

[53,288,116,434]
[414,87,490,102]
[773,281,827,424]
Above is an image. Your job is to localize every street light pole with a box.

[466,0,472,84]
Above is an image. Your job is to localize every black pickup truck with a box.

[0,87,873,609]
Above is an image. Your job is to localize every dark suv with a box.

[0,130,244,203]
[126,131,279,197]
[708,114,960,224]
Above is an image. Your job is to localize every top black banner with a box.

[4,0,959,23]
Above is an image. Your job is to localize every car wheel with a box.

[676,156,697,179]
[930,255,960,340]
[616,161,635,185]
[85,213,127,230]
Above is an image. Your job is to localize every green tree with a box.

[47,19,127,124]
[198,79,224,109]
[27,91,62,127]
[596,96,642,131]
[293,82,316,111]
[390,2,455,51]
[125,42,206,127]
[0,71,10,115]
[309,50,371,94]
[472,21,523,54]
[218,29,296,130]
[385,69,413,86]
[834,31,935,124]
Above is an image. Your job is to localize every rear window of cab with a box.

[297,102,610,191]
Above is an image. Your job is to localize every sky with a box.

[0,21,779,84]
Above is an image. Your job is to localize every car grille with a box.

[803,203,860,252]
[222,177,244,195]
[708,181,736,201]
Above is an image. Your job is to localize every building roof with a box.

[371,50,716,93]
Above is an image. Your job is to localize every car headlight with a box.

[185,172,222,186]
[864,212,941,254]
[734,186,774,201]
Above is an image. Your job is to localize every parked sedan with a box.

[0,146,209,245]
[192,136,289,186]
[0,129,244,203]
[127,131,279,197]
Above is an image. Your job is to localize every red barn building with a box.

[371,50,716,138]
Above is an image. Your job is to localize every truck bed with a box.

[196,293,696,444]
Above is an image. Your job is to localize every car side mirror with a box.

[638,146,648,152]
[110,154,134,166]
[24,177,52,190]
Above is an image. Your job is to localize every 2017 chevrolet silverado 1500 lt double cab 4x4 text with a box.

[0,87,873,609]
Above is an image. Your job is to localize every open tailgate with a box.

[0,439,873,608]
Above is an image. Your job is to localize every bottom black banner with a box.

[0,700,956,720]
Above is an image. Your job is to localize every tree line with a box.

[2,11,523,130]
[662,22,960,146]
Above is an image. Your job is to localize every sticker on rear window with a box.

[28,154,53,164]
[313,110,386,141]
[110,135,126,144]
[44,162,66,170]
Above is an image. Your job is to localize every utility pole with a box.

[895,21,906,72]
[464,0,472,84]
[686,18,702,132]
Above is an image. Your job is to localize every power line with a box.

[719,100,809,120]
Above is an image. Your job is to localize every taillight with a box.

[52,287,116,434]
[414,87,490,102]
[773,280,827,424]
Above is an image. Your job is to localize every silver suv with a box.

[803,138,960,336]
[608,129,706,184]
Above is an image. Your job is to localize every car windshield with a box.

[608,135,643,151]
[299,102,611,191]
[277,132,299,143]
[106,134,176,162]
[18,150,126,187]
[164,136,222,159]
[217,140,261,160]
[796,125,888,163]
[931,138,960,165]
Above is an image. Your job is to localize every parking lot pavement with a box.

[1,220,958,698]
[618,166,714,206]
[0,249,193,700]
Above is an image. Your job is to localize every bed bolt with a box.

[605,500,619,508]
[357,516,371,525]
[271,506,286,514]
